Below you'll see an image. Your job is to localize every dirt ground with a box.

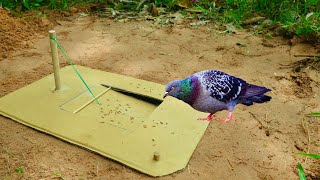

[0,9,320,179]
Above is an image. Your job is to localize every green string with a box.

[50,36,100,105]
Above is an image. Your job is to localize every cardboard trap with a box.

[0,65,209,176]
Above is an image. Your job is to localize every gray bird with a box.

[164,70,271,122]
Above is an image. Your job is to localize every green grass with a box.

[16,166,24,174]
[296,152,320,159]
[298,163,306,180]
[1,0,69,10]
[54,171,65,180]
[180,0,320,42]
[199,0,320,41]
[296,110,320,179]
[305,112,320,117]
[1,0,320,41]
[155,0,177,10]
[296,152,320,180]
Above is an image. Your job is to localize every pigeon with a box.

[163,70,271,122]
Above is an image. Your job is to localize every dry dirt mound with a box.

[0,9,53,60]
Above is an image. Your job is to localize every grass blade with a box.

[298,163,306,180]
[296,152,320,159]
[305,112,320,117]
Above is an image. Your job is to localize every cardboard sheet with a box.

[0,65,209,176]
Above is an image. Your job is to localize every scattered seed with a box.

[265,129,270,136]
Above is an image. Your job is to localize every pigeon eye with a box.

[171,86,175,90]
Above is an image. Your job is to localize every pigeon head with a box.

[164,77,200,104]
[164,80,182,98]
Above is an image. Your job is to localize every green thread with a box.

[50,36,100,105]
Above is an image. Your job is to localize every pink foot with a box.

[198,113,214,121]
[217,112,233,123]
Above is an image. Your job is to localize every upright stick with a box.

[49,30,61,90]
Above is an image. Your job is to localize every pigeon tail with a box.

[239,84,271,106]
[241,84,271,98]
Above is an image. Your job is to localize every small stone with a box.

[118,19,129,23]
[69,7,78,14]
[153,151,160,161]
[265,129,270,136]
[225,23,237,33]
[2,54,8,58]
[261,19,273,27]
[294,141,305,151]
[242,16,266,25]
[236,42,247,47]
[41,17,51,26]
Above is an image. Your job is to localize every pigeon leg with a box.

[217,112,233,123]
[198,113,214,121]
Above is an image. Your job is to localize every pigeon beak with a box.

[163,92,168,98]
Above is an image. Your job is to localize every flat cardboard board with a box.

[0,65,209,176]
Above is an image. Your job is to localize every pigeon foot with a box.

[197,113,214,121]
[217,112,233,123]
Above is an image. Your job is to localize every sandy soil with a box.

[0,9,319,179]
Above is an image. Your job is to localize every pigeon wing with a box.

[199,70,246,102]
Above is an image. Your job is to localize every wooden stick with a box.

[73,87,111,114]
[301,118,311,164]
[49,30,61,91]
[153,151,160,161]
[136,0,146,10]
